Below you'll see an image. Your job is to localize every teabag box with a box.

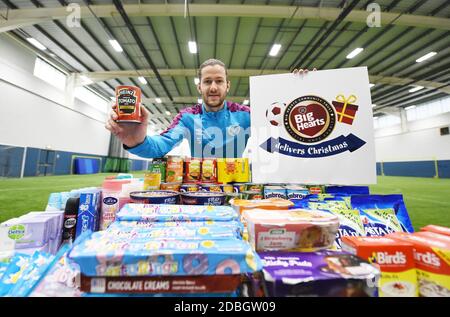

[387,232,450,297]
[341,236,418,297]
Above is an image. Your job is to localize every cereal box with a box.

[341,236,418,297]
[388,232,450,297]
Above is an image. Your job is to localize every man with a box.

[106,59,250,158]
[105,59,312,158]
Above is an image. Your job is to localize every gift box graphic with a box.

[332,94,359,125]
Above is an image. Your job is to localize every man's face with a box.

[197,65,230,110]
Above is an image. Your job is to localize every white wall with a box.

[0,34,110,156]
[375,112,450,162]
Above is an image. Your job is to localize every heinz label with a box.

[115,86,142,123]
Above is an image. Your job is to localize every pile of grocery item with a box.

[0,170,449,297]
[71,204,261,296]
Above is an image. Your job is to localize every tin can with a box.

[220,184,234,193]
[143,172,161,190]
[244,183,264,193]
[179,183,199,192]
[232,183,246,193]
[201,158,217,183]
[242,191,264,200]
[263,186,287,199]
[166,156,183,183]
[225,192,243,205]
[160,182,181,192]
[115,86,142,123]
[308,186,324,194]
[184,157,202,183]
[199,183,222,192]
[285,185,309,200]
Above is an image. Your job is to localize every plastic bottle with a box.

[100,180,130,230]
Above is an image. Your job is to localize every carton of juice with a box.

[201,158,217,183]
[143,173,161,190]
[166,156,183,183]
[184,158,201,183]
[341,236,418,297]
[388,232,450,297]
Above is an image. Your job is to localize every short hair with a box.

[197,58,228,80]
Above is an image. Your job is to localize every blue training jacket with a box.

[125,101,251,158]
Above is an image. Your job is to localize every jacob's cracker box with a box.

[388,232,450,297]
[341,236,418,297]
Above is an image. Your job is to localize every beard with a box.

[203,94,226,109]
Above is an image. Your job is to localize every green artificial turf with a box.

[0,172,146,223]
[0,174,449,231]
[369,176,450,231]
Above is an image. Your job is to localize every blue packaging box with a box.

[75,190,101,237]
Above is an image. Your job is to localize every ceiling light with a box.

[409,86,424,93]
[243,100,249,105]
[108,39,123,52]
[416,52,437,63]
[155,98,162,103]
[197,98,202,104]
[269,44,282,57]
[194,77,200,85]
[369,83,375,88]
[405,105,416,110]
[346,47,363,59]
[26,38,46,51]
[188,41,197,54]
[138,76,147,84]
[165,111,171,115]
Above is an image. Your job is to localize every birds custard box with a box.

[341,236,418,297]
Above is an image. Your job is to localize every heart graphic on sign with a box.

[289,103,328,137]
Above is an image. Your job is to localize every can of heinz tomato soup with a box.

[115,85,142,123]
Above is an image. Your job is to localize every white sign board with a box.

[249,67,376,185]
